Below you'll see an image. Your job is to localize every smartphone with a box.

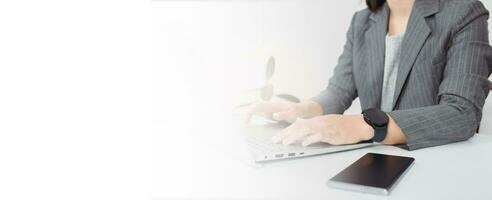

[327,153,414,195]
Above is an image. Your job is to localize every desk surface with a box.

[153,133,492,199]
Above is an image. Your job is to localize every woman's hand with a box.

[245,100,323,124]
[272,114,374,146]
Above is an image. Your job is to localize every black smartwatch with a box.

[362,108,389,142]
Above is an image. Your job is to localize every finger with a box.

[272,118,308,144]
[280,118,310,145]
[271,121,301,143]
[243,104,258,124]
[282,125,312,145]
[244,102,269,124]
[272,109,298,122]
[302,133,323,146]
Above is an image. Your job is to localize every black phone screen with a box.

[330,153,414,190]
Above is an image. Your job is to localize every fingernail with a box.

[272,113,280,121]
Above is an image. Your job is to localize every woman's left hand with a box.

[272,114,375,146]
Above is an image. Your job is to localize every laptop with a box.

[240,120,374,162]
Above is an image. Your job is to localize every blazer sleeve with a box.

[389,1,492,150]
[311,12,359,114]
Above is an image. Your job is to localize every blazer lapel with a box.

[392,0,439,109]
[365,4,389,109]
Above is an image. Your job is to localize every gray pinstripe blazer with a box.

[312,0,492,150]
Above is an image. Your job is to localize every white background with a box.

[0,0,150,199]
[153,0,492,199]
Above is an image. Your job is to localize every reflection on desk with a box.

[153,134,492,200]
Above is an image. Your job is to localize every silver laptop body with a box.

[241,122,373,162]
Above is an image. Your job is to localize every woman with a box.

[246,0,492,150]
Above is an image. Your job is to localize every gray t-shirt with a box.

[381,33,404,112]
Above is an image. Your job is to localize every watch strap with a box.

[373,125,387,142]
[362,108,389,143]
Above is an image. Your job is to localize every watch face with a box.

[365,108,388,127]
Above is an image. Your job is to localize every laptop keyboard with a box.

[245,130,332,153]
[240,122,372,160]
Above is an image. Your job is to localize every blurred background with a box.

[153,0,492,116]
[152,0,492,198]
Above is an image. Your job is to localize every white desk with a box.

[153,133,492,199]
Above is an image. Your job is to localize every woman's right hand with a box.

[244,100,324,124]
